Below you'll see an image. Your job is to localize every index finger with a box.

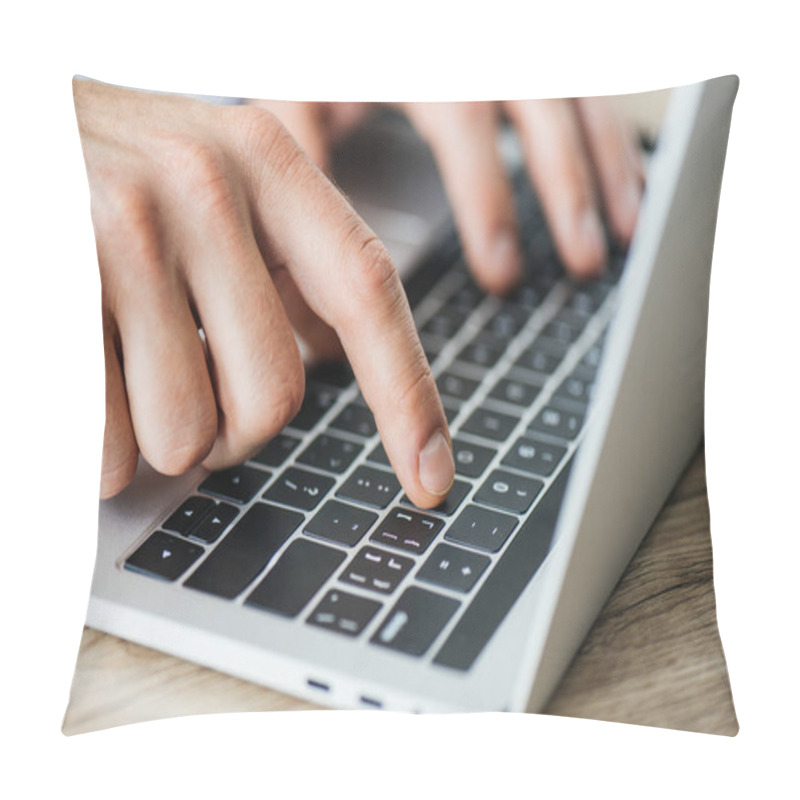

[237,107,455,509]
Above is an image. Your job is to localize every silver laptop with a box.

[86,75,738,713]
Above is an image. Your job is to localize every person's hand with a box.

[252,98,644,293]
[74,79,454,506]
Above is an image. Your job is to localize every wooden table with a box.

[62,445,738,736]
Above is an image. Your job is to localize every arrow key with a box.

[188,502,239,544]
[125,531,205,582]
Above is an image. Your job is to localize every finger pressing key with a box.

[239,109,455,508]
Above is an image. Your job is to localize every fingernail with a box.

[419,429,455,497]
[489,230,522,285]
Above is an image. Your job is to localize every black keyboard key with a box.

[184,503,302,598]
[445,505,518,553]
[188,502,238,544]
[434,459,573,670]
[366,442,390,466]
[290,383,340,431]
[474,469,544,514]
[416,543,491,593]
[514,338,567,376]
[582,340,605,371]
[401,478,471,517]
[542,309,589,344]
[421,306,469,338]
[251,433,301,468]
[369,508,444,555]
[436,371,481,402]
[480,303,529,341]
[304,500,377,547]
[199,465,272,504]
[246,539,346,618]
[554,365,595,405]
[307,589,382,637]
[330,403,377,438]
[460,407,519,442]
[337,466,400,509]
[506,283,541,312]
[488,377,542,407]
[163,496,215,536]
[264,467,335,511]
[452,438,496,478]
[456,339,504,369]
[502,436,566,477]
[567,283,611,315]
[307,361,354,389]
[340,546,414,594]
[529,404,586,441]
[371,587,460,657]
[297,433,362,474]
[448,278,484,311]
[125,531,205,582]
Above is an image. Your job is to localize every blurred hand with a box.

[252,98,644,293]
[74,79,454,506]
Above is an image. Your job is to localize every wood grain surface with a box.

[62,446,738,736]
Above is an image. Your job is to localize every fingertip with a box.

[610,180,642,246]
[468,228,523,295]
[561,207,608,280]
[418,428,455,499]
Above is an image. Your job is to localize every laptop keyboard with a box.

[122,174,624,672]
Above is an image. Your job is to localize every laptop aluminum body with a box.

[86,76,738,713]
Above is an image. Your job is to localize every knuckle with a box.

[144,406,219,477]
[393,351,436,413]
[234,105,309,186]
[170,138,240,226]
[343,224,400,307]
[92,180,166,293]
[228,350,306,449]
